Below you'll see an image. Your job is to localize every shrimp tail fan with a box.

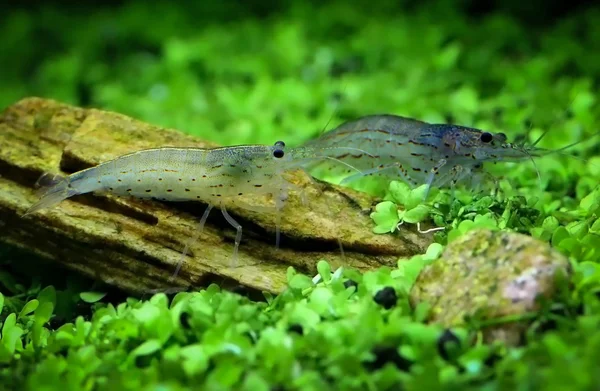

[24,173,75,216]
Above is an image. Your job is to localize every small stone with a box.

[410,229,570,345]
[437,329,461,361]
[374,286,397,309]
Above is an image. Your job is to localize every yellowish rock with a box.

[410,229,571,345]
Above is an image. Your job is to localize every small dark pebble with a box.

[437,329,461,361]
[288,324,304,335]
[364,345,412,372]
[344,279,358,290]
[374,287,397,309]
[179,312,191,329]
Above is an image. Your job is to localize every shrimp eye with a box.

[274,140,286,148]
[480,132,493,143]
[273,149,284,158]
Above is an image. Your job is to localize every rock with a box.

[0,97,432,295]
[410,229,571,345]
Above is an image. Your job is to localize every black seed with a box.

[374,287,397,309]
[288,324,304,335]
[437,329,461,361]
[145,189,151,193]
[238,193,243,196]
[364,345,412,372]
[343,279,358,290]
[167,189,173,192]
[185,189,190,192]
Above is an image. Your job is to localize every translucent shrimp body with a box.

[302,114,547,192]
[24,141,363,276]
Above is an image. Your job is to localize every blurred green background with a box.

[2,1,600,389]
[2,0,599,150]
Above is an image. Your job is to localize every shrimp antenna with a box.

[529,129,552,148]
[523,91,581,149]
[520,147,543,190]
[317,82,348,137]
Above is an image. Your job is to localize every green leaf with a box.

[406,184,430,209]
[309,287,334,315]
[388,181,411,205]
[288,274,314,291]
[1,314,23,355]
[580,188,600,215]
[589,218,600,235]
[542,216,560,232]
[552,226,570,247]
[370,201,401,234]
[317,260,331,283]
[80,292,107,303]
[403,204,431,223]
[131,339,162,357]
[37,286,56,308]
[286,266,297,284]
[425,243,444,259]
[180,344,209,377]
[34,302,54,325]
[18,299,39,319]
[0,293,3,314]
[566,221,589,240]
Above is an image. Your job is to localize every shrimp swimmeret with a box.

[24,141,366,276]
[301,114,586,197]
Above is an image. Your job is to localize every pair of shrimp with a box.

[24,141,367,277]
[301,114,585,198]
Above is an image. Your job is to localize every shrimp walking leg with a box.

[220,204,243,266]
[170,203,214,279]
[423,159,448,200]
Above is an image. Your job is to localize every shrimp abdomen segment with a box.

[73,147,280,202]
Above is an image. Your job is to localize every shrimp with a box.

[24,141,366,276]
[301,114,586,198]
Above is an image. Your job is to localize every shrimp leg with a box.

[171,203,214,279]
[220,204,243,266]
[423,159,448,200]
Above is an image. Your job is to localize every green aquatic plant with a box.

[2,0,600,389]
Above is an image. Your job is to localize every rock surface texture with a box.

[411,229,571,345]
[0,98,432,294]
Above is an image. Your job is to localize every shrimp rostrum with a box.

[302,114,580,197]
[24,141,364,275]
